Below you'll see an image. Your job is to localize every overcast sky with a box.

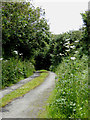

[32,0,88,34]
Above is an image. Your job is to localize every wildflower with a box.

[14,51,18,55]
[66,49,70,52]
[65,38,70,41]
[79,107,82,110]
[75,40,79,43]
[70,45,75,49]
[2,59,7,62]
[59,53,64,56]
[19,53,23,56]
[63,41,70,46]
[75,51,78,53]
[70,57,76,60]
[0,58,3,60]
[65,45,69,48]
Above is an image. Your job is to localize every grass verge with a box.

[0,71,49,108]
[37,89,55,118]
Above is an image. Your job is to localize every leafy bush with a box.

[47,54,88,118]
[2,58,35,89]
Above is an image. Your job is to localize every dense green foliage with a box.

[80,11,90,55]
[46,10,89,118]
[2,2,51,69]
[1,1,89,118]
[47,55,88,118]
[49,30,82,71]
[1,58,35,88]
[2,2,89,70]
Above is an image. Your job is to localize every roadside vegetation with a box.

[38,8,89,119]
[1,1,89,118]
[1,58,35,89]
[46,55,88,118]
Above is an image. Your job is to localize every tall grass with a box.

[2,58,35,89]
[47,54,88,118]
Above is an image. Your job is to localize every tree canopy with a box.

[2,2,50,61]
[2,2,89,70]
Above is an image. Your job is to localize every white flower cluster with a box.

[75,51,78,53]
[75,40,79,43]
[59,53,64,56]
[70,45,75,49]
[19,53,23,56]
[70,57,76,60]
[63,41,70,46]
[65,45,69,48]
[65,38,70,42]
[14,51,18,55]
[0,58,3,61]
[65,49,70,52]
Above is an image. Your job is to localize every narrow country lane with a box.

[1,72,56,118]
[0,72,40,99]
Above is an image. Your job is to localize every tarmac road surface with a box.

[1,72,56,118]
